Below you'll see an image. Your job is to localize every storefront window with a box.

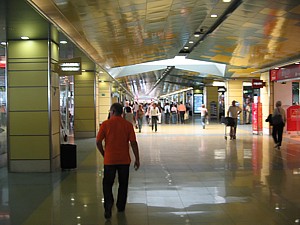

[292,82,299,105]
[0,0,7,167]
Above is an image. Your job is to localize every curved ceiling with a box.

[27,0,300,98]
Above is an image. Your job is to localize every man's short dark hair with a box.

[110,103,123,116]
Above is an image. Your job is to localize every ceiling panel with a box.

[26,0,300,98]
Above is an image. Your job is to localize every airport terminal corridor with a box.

[1,121,300,225]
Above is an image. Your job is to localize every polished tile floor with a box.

[1,118,300,225]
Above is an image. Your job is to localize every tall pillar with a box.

[261,72,272,134]
[73,53,96,138]
[7,1,60,172]
[205,86,218,119]
[225,80,244,124]
[97,80,111,125]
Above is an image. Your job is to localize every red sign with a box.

[286,105,300,131]
[270,70,278,81]
[252,102,262,133]
[270,64,300,81]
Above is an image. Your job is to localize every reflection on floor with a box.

[1,121,300,225]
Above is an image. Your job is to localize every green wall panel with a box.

[10,136,50,159]
[10,112,49,135]
[8,71,48,87]
[9,87,48,111]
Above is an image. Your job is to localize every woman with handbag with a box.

[272,101,286,149]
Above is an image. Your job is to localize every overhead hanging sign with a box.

[252,79,265,89]
[218,86,227,93]
[58,57,82,76]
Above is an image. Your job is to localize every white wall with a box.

[274,82,293,108]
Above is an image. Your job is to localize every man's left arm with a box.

[96,126,105,157]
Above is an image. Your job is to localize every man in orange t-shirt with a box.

[177,101,186,124]
[96,103,140,219]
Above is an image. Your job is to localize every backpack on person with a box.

[272,108,283,125]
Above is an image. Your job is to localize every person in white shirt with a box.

[164,103,171,124]
[227,100,242,139]
[150,103,160,132]
[200,104,208,129]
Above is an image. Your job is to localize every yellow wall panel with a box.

[51,43,59,62]
[9,62,48,71]
[75,72,94,82]
[52,111,60,134]
[8,71,48,87]
[10,112,49,135]
[99,96,111,105]
[75,108,95,120]
[8,40,48,58]
[75,120,95,131]
[10,136,50,159]
[9,87,48,111]
[99,83,110,90]
[75,96,94,107]
[52,133,60,158]
[76,87,94,95]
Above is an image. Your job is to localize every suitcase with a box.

[60,144,77,169]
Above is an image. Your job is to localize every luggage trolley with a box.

[221,117,235,140]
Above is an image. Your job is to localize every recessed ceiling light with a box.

[189,41,194,44]
[211,14,218,18]
[223,0,231,2]
[184,46,189,49]
[60,40,67,44]
[21,36,29,40]
[0,42,6,45]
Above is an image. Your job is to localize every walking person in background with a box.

[96,103,140,219]
[123,101,136,128]
[200,104,208,129]
[245,103,251,124]
[164,102,171,124]
[171,103,177,124]
[150,103,159,132]
[272,101,286,149]
[227,100,242,140]
[177,101,186,124]
[136,104,145,133]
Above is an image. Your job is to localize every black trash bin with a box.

[60,144,77,169]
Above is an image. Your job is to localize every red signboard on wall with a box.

[252,102,262,134]
[270,64,300,81]
[286,105,300,132]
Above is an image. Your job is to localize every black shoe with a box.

[104,209,112,219]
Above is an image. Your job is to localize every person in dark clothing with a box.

[272,101,286,149]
